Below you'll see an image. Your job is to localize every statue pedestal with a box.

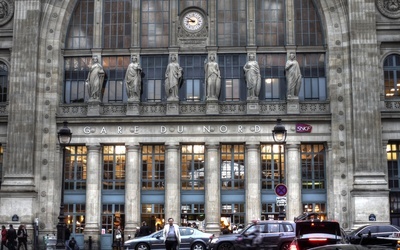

[206,100,219,115]
[127,101,140,116]
[246,100,259,114]
[87,100,101,116]
[166,101,179,115]
[287,96,300,114]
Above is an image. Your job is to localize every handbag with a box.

[116,233,121,239]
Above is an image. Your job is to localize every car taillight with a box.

[289,243,298,250]
[308,238,327,242]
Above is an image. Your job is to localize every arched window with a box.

[384,54,400,98]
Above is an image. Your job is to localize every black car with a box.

[290,220,348,250]
[347,224,400,245]
[207,220,295,250]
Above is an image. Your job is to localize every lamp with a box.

[272,119,287,143]
[56,121,72,249]
[272,119,287,220]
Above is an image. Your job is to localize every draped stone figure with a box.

[285,52,302,97]
[165,54,183,101]
[86,56,105,101]
[243,53,261,99]
[205,53,221,100]
[125,54,142,102]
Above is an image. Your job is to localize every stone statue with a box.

[205,53,221,100]
[165,54,183,101]
[86,56,105,101]
[243,53,261,99]
[125,54,142,102]
[285,52,302,97]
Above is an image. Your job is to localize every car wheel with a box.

[136,242,150,250]
[280,242,290,250]
[192,242,206,250]
[217,242,234,250]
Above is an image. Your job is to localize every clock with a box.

[182,11,205,32]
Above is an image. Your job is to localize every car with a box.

[123,227,213,250]
[207,220,295,250]
[289,220,348,250]
[347,224,400,245]
[307,243,397,250]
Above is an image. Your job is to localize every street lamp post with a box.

[56,121,72,249]
[272,119,287,220]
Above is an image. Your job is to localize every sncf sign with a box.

[296,123,312,133]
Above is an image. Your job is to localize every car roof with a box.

[296,221,341,236]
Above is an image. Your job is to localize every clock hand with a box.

[186,17,196,22]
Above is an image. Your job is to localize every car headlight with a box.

[211,238,219,244]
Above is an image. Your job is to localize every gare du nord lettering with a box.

[82,125,264,135]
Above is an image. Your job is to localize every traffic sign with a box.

[275,183,287,196]
[276,196,287,206]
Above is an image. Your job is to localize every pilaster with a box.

[348,0,389,224]
[84,144,101,249]
[245,143,261,222]
[286,143,301,222]
[2,0,41,191]
[205,143,220,235]
[124,144,141,238]
[164,142,180,222]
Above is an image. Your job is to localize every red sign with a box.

[275,184,287,196]
[296,123,312,133]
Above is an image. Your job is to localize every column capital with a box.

[205,142,219,150]
[165,142,180,150]
[246,142,259,150]
[286,143,300,150]
[86,144,101,151]
[126,143,140,151]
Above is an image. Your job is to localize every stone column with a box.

[348,0,389,224]
[164,142,181,222]
[205,143,220,235]
[245,143,261,222]
[2,0,41,190]
[124,143,141,239]
[84,144,101,249]
[286,143,301,222]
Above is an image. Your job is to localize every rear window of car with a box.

[297,222,341,236]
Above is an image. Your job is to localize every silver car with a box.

[124,227,213,250]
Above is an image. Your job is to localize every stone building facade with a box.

[0,0,399,249]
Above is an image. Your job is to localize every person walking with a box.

[139,221,151,236]
[7,224,17,250]
[17,224,27,250]
[162,218,181,250]
[114,226,123,250]
[1,225,7,250]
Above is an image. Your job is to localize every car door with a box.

[150,231,166,249]
[260,223,282,248]
[179,228,192,250]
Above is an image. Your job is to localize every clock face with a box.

[182,11,204,32]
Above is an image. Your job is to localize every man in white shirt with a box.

[162,218,181,250]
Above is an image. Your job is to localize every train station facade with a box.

[0,0,400,249]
